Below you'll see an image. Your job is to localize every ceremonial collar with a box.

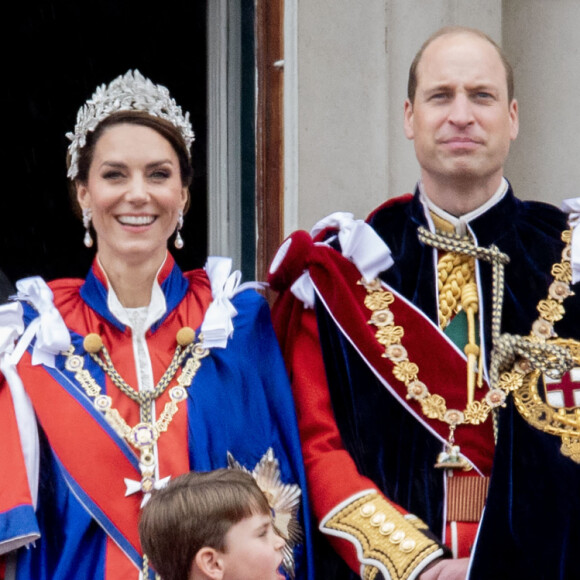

[80,252,189,334]
[407,181,526,249]
[418,178,509,236]
[102,256,167,334]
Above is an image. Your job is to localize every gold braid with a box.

[437,252,476,329]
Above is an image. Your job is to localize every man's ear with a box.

[509,98,519,141]
[193,547,225,580]
[403,98,415,140]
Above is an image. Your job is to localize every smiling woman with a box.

[1,0,210,285]
[0,71,314,580]
[75,121,190,306]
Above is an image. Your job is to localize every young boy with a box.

[139,469,286,580]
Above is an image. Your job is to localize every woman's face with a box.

[76,123,188,268]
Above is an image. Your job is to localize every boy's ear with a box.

[193,547,225,580]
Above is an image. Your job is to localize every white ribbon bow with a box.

[0,300,24,355]
[288,211,395,306]
[290,271,316,308]
[311,211,394,281]
[15,277,71,367]
[561,198,580,284]
[201,257,242,348]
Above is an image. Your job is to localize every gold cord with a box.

[64,328,210,496]
[84,330,196,424]
[438,253,476,329]
[461,282,480,404]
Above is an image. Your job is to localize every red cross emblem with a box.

[544,367,580,408]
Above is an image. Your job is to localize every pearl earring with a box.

[82,208,94,248]
[174,211,184,249]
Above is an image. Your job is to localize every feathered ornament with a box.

[228,448,303,579]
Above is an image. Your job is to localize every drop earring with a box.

[174,210,184,249]
[82,208,94,248]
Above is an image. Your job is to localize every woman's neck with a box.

[97,252,166,308]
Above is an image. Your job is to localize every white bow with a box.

[290,271,316,309]
[15,277,71,367]
[561,198,580,284]
[0,301,24,355]
[310,211,394,282]
[201,257,241,348]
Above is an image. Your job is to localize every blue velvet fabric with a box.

[5,270,315,580]
[316,185,580,579]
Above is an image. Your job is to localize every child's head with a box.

[139,469,286,580]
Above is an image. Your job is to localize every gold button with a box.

[176,326,196,346]
[370,512,386,527]
[83,333,103,353]
[379,521,395,536]
[389,530,405,544]
[400,539,416,553]
[360,503,376,518]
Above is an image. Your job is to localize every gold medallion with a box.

[513,338,580,463]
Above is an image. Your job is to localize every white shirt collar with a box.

[419,178,509,235]
[98,256,168,332]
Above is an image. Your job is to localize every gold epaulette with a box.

[320,492,444,580]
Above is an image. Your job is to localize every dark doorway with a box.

[1,0,207,284]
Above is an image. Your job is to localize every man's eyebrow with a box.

[421,84,453,96]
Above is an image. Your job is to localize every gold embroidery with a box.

[513,338,580,462]
[322,493,441,580]
[495,229,580,462]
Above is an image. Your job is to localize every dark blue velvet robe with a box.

[315,185,580,579]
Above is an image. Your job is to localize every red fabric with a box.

[271,233,494,475]
[0,376,34,514]
[271,237,416,574]
[21,347,145,553]
[275,298,384,573]
[445,522,479,558]
[270,230,494,573]
[15,270,212,559]
[106,538,139,579]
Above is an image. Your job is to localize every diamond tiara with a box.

[66,69,195,180]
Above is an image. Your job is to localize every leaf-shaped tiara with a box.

[66,70,195,180]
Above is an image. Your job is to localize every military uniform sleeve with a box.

[273,293,446,579]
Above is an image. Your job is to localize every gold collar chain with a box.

[494,229,580,461]
[361,278,510,470]
[63,327,210,500]
[490,229,574,388]
[417,227,510,351]
[362,228,576,465]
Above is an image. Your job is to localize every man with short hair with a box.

[269,26,580,579]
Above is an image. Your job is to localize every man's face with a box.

[404,32,519,191]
